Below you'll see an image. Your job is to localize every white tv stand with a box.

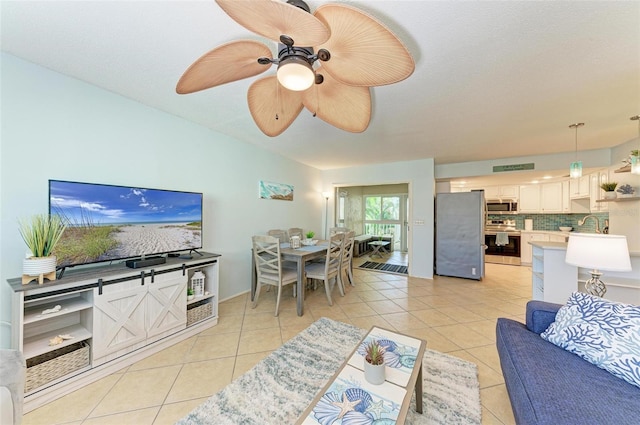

[7,252,220,413]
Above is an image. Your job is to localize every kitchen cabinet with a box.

[521,232,569,265]
[540,182,563,212]
[518,183,564,213]
[569,175,590,199]
[518,185,540,213]
[521,232,549,264]
[562,180,571,212]
[483,185,519,200]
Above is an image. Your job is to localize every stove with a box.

[485,219,521,235]
[484,220,521,265]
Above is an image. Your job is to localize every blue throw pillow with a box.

[541,291,640,389]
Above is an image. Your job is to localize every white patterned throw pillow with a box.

[541,292,640,389]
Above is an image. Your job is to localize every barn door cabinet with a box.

[8,252,220,413]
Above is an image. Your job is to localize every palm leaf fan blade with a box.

[314,4,415,87]
[215,0,330,46]
[248,76,304,136]
[302,68,371,133]
[176,40,272,94]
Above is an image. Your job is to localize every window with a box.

[364,196,400,236]
[337,194,345,226]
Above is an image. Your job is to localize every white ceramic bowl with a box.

[559,226,573,232]
[301,239,318,246]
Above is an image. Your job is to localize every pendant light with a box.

[569,122,585,178]
[631,115,640,175]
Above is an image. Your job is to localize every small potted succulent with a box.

[600,182,618,199]
[616,184,635,198]
[18,214,67,284]
[187,287,195,301]
[363,340,386,385]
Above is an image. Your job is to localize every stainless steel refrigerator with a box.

[435,191,485,280]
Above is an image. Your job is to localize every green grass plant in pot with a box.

[18,214,67,284]
[302,231,317,246]
[600,182,618,199]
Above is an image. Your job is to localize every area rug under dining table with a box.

[176,318,481,425]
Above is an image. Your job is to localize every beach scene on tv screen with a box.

[50,181,202,267]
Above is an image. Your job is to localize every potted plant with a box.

[187,287,195,301]
[616,184,635,198]
[363,339,386,385]
[302,231,317,245]
[600,182,618,199]
[18,214,66,284]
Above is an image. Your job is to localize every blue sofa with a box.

[496,300,640,425]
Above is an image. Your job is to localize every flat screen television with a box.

[49,180,203,269]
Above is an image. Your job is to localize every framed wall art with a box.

[259,180,294,201]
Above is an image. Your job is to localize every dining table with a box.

[251,241,328,316]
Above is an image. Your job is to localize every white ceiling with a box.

[2,1,639,181]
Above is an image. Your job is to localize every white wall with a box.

[322,159,436,279]
[0,54,322,347]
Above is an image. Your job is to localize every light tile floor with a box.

[23,255,529,425]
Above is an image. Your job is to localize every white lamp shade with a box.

[565,233,632,271]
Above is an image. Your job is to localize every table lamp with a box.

[565,233,632,297]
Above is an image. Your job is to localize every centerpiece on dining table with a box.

[302,231,318,246]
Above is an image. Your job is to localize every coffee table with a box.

[296,326,427,424]
[368,240,390,258]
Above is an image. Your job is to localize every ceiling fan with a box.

[176,0,415,136]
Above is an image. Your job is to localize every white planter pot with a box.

[363,358,385,385]
[603,192,617,200]
[23,256,57,276]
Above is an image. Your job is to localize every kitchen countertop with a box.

[529,241,568,250]
[521,230,572,235]
[529,240,640,257]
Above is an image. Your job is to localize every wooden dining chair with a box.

[340,231,356,287]
[329,227,350,235]
[267,229,289,243]
[288,227,303,239]
[305,232,345,306]
[252,235,297,316]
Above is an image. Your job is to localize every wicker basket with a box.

[26,341,90,393]
[187,300,212,326]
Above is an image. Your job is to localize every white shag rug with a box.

[177,318,481,424]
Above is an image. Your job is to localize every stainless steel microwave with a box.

[486,199,518,214]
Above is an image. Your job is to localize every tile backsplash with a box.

[487,213,609,233]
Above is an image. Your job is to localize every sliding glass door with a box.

[363,195,407,252]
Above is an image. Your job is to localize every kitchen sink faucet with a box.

[578,215,601,233]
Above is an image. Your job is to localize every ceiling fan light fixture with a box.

[277,56,315,91]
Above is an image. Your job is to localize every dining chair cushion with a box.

[259,268,298,284]
[305,262,338,279]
